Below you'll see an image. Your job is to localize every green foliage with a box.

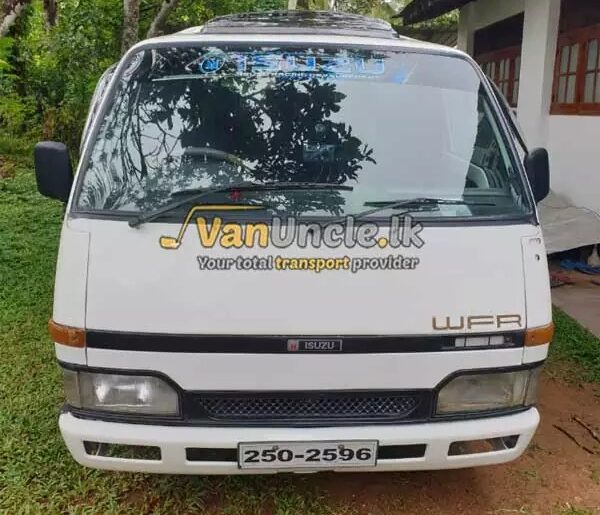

[555,506,596,515]
[0,36,15,72]
[390,0,458,31]
[12,0,123,149]
[0,0,290,151]
[548,308,600,383]
[409,10,458,29]
[0,36,37,139]
[336,0,396,19]
[161,0,286,34]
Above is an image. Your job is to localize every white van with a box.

[35,11,554,474]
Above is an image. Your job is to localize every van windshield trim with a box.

[69,209,536,227]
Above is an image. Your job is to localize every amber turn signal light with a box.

[525,323,554,347]
[48,319,86,348]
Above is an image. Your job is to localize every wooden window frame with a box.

[551,24,600,115]
[477,46,522,107]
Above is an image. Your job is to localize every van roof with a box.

[144,11,466,59]
[178,10,405,40]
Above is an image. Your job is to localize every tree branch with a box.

[43,0,57,28]
[146,0,179,38]
[553,424,596,455]
[0,0,30,37]
[121,0,140,54]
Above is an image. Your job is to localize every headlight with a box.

[62,369,180,416]
[436,368,540,415]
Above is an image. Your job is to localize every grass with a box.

[1,141,600,513]
[548,309,600,384]
[556,505,597,515]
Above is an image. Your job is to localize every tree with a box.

[0,0,30,37]
[122,0,139,53]
[43,0,57,28]
[147,0,181,38]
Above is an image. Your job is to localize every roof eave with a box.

[399,0,472,25]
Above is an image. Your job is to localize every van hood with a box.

[77,219,536,335]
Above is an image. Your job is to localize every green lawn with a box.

[1,142,599,514]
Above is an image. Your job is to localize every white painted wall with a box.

[518,0,560,148]
[547,116,600,210]
[458,0,600,246]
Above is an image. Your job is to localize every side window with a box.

[470,101,508,189]
[488,78,528,159]
[467,88,526,205]
[80,64,117,152]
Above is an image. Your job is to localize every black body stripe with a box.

[85,330,525,353]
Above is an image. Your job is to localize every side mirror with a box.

[524,148,550,203]
[34,141,73,202]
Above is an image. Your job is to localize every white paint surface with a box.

[55,343,86,365]
[52,222,89,327]
[59,408,539,474]
[86,347,526,390]
[79,219,534,335]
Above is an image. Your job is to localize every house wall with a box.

[518,0,560,148]
[547,116,600,210]
[458,0,600,222]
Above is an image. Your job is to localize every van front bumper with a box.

[59,408,539,474]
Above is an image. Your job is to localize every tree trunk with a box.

[147,0,179,38]
[121,0,140,54]
[43,0,57,28]
[0,0,30,37]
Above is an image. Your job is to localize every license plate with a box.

[238,440,378,470]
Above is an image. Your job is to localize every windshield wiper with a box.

[183,147,253,171]
[129,181,353,228]
[338,198,495,223]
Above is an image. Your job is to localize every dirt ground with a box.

[295,375,600,515]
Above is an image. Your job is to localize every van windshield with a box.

[76,45,532,220]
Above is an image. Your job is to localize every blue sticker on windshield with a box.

[185,51,227,74]
[182,51,387,79]
[201,56,224,73]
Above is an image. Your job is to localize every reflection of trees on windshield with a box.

[79,47,376,216]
